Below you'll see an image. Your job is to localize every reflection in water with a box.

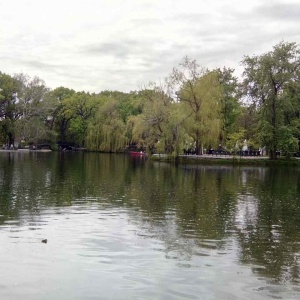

[235,168,300,288]
[0,152,300,299]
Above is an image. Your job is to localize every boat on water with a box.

[129,151,147,157]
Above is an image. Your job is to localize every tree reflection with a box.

[1,153,300,285]
[235,167,300,284]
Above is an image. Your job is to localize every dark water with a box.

[0,152,300,299]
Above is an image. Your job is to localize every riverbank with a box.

[152,154,300,166]
[0,149,51,153]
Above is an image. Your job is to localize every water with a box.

[0,152,300,299]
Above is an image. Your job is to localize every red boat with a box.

[129,151,147,157]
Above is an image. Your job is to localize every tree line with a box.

[0,41,300,159]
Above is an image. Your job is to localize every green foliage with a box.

[57,91,97,146]
[99,90,142,122]
[86,97,127,152]
[1,41,300,155]
[0,72,21,144]
[235,105,259,144]
[256,119,274,149]
[172,58,223,154]
[13,74,55,145]
[277,126,299,154]
[16,116,57,145]
[127,83,185,155]
[242,41,300,159]
[50,87,76,143]
[216,67,241,143]
[226,129,246,151]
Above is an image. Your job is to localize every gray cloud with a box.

[1,0,300,93]
[253,2,300,21]
[83,40,141,59]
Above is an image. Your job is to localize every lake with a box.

[0,151,300,299]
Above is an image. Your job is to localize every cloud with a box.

[83,40,142,60]
[0,0,300,93]
[253,2,300,21]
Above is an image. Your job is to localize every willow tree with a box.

[86,96,127,152]
[127,87,167,152]
[242,41,300,159]
[127,84,185,155]
[171,57,223,154]
[161,101,188,155]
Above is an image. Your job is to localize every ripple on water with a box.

[0,192,299,300]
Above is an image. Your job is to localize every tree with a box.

[234,104,260,150]
[99,90,142,122]
[60,92,97,146]
[13,74,53,145]
[281,69,300,155]
[127,83,186,155]
[171,57,223,154]
[242,41,300,159]
[86,96,127,152]
[216,67,241,146]
[14,74,49,119]
[0,72,22,146]
[50,87,76,143]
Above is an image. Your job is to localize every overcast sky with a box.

[1,0,300,93]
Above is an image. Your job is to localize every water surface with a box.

[0,152,300,299]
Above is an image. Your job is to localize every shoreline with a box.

[1,150,299,166]
[152,154,300,166]
[0,149,51,153]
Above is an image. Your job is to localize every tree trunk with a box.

[195,132,201,155]
[8,133,14,148]
[269,148,277,160]
[269,97,277,160]
[195,144,202,155]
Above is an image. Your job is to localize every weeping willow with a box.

[86,99,128,152]
[127,86,184,154]
[180,71,223,154]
